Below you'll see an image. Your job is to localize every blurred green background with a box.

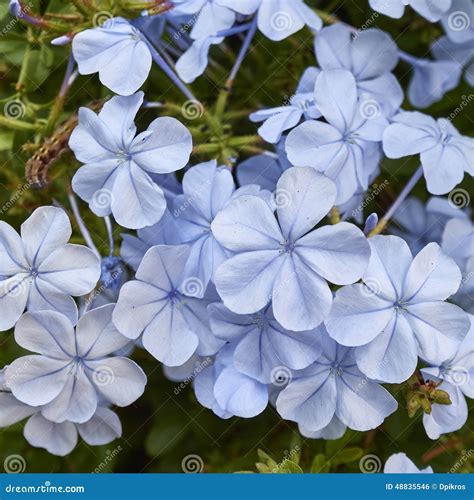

[0,0,472,473]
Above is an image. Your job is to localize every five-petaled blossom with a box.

[0,378,122,456]
[314,24,402,116]
[383,111,474,195]
[70,91,192,229]
[326,235,471,383]
[208,303,323,383]
[113,244,224,367]
[276,333,398,432]
[286,69,388,204]
[0,206,100,330]
[421,315,473,439]
[5,305,146,424]
[383,453,433,473]
[72,18,152,96]
[212,167,370,332]
[194,343,269,418]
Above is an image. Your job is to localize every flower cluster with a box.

[1,0,473,461]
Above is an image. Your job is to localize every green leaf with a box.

[288,434,302,464]
[311,454,331,473]
[255,462,272,473]
[145,420,189,458]
[257,449,278,469]
[25,46,55,90]
[0,130,14,151]
[273,460,303,474]
[0,37,26,65]
[332,447,363,465]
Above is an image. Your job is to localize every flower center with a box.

[279,240,295,254]
[29,267,39,278]
[330,363,343,377]
[116,149,131,164]
[251,313,268,330]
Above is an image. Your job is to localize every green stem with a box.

[0,115,40,132]
[16,37,32,91]
[227,135,262,147]
[314,8,339,24]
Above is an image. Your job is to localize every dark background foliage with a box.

[0,0,472,473]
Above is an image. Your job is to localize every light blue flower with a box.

[70,92,192,229]
[314,24,402,117]
[276,333,398,432]
[237,141,291,192]
[170,0,238,39]
[286,69,387,203]
[194,344,269,418]
[5,305,146,424]
[326,235,471,383]
[120,209,179,271]
[369,0,452,22]
[0,385,121,456]
[224,0,322,41]
[421,314,473,439]
[432,34,474,66]
[383,111,474,194]
[298,416,346,440]
[212,167,370,331]
[0,206,100,330]
[441,218,474,312]
[175,35,223,83]
[171,161,235,295]
[406,57,462,109]
[440,0,474,44]
[208,302,323,383]
[383,453,433,473]
[390,196,470,254]
[112,244,224,366]
[171,161,273,295]
[72,18,152,96]
[250,67,321,143]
